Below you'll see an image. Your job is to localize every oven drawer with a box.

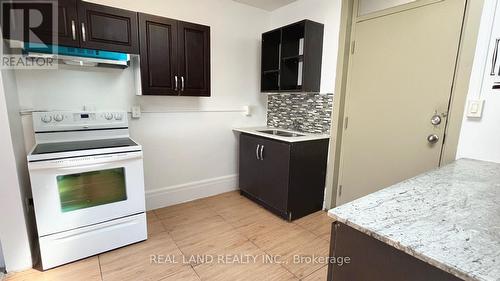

[29,151,146,236]
[39,213,147,270]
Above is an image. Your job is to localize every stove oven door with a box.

[28,151,145,237]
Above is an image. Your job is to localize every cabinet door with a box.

[239,134,264,200]
[55,0,79,47]
[1,0,79,47]
[258,138,290,213]
[139,13,178,95]
[77,0,139,53]
[177,21,210,97]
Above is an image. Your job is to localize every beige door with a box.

[337,0,466,205]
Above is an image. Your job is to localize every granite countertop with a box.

[328,159,500,281]
[233,127,330,143]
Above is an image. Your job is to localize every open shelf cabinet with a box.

[261,20,324,93]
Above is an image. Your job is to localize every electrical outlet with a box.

[466,99,485,118]
[131,106,141,119]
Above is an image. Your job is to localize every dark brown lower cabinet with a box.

[327,222,464,281]
[239,133,329,221]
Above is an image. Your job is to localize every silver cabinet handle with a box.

[260,145,264,160]
[81,23,86,42]
[491,38,500,76]
[174,76,178,91]
[71,20,76,40]
[181,76,185,91]
[255,145,260,160]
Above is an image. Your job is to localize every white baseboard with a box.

[145,174,239,211]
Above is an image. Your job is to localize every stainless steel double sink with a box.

[257,129,305,137]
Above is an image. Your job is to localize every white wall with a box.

[457,0,500,162]
[269,0,341,94]
[15,0,270,210]
[0,65,33,271]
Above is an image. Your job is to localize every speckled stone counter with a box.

[328,159,500,281]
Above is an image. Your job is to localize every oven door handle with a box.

[56,163,109,171]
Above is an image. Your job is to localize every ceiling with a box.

[233,0,298,11]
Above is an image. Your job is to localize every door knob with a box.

[431,114,442,125]
[427,134,439,144]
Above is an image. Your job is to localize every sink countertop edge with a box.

[233,127,330,143]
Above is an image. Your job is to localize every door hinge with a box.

[351,41,356,54]
[344,116,349,130]
[338,185,343,197]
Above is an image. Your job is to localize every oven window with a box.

[57,168,127,213]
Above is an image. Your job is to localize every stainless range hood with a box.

[25,52,130,68]
[23,44,130,69]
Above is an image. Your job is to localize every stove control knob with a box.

[104,113,113,120]
[41,115,52,123]
[54,114,64,122]
[114,113,123,120]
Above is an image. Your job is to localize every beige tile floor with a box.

[6,191,335,281]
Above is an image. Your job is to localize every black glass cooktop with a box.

[32,138,138,155]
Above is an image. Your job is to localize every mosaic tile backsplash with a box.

[267,93,334,134]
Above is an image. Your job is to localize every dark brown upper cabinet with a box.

[36,0,81,47]
[177,21,210,97]
[261,20,324,93]
[261,29,281,92]
[55,0,80,47]
[1,0,139,53]
[139,13,210,97]
[1,0,79,47]
[139,13,178,95]
[78,1,139,53]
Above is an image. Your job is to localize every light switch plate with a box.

[131,106,141,119]
[466,99,485,118]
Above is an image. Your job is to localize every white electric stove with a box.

[27,111,147,270]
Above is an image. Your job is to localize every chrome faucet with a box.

[292,120,301,132]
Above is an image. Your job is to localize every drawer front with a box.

[39,213,146,270]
